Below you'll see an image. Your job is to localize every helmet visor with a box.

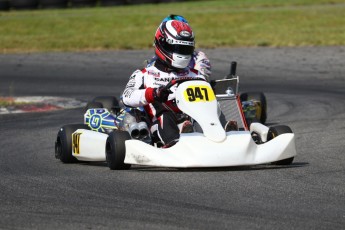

[162,15,188,24]
[162,43,194,55]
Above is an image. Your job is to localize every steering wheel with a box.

[163,76,206,92]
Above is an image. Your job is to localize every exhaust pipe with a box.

[128,122,140,139]
[138,122,149,139]
[121,112,150,140]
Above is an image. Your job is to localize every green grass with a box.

[0,0,344,53]
[0,97,27,106]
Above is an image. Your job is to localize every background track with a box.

[0,47,344,229]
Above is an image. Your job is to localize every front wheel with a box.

[106,130,131,170]
[55,124,90,163]
[267,125,294,165]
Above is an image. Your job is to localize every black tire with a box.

[158,0,183,2]
[84,101,103,113]
[106,130,131,170]
[10,0,39,9]
[240,92,267,124]
[0,0,10,11]
[55,124,90,163]
[70,0,96,7]
[40,0,68,8]
[100,0,125,6]
[127,0,158,4]
[92,96,119,113]
[267,125,294,165]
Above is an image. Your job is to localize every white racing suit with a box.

[122,61,206,146]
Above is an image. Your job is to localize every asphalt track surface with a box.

[0,47,344,229]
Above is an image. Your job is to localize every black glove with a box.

[153,86,172,103]
[145,86,172,104]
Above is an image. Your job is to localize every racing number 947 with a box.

[185,86,213,102]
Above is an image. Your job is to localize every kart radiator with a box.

[218,98,247,130]
[212,77,247,130]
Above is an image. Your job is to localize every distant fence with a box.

[0,0,185,11]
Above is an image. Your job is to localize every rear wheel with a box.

[106,130,131,170]
[55,124,90,163]
[240,92,267,124]
[84,101,103,113]
[267,125,294,165]
[93,96,119,113]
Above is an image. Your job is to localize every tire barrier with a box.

[100,0,126,6]
[3,0,185,10]
[0,0,10,10]
[71,0,97,7]
[40,0,68,8]
[126,0,159,4]
[10,0,39,9]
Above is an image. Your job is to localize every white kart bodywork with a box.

[72,80,297,167]
[124,132,296,167]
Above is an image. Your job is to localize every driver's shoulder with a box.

[144,65,163,78]
[186,68,205,79]
[130,67,152,77]
[189,68,206,81]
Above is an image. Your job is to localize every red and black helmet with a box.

[154,20,195,69]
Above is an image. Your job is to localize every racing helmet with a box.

[154,20,195,69]
[162,14,188,24]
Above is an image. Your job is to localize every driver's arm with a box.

[122,70,149,107]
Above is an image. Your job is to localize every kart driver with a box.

[146,14,212,81]
[122,20,206,148]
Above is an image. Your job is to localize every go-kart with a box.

[55,63,296,170]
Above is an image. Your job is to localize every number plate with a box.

[183,85,215,102]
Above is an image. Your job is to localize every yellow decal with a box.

[183,85,215,102]
[72,132,82,154]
